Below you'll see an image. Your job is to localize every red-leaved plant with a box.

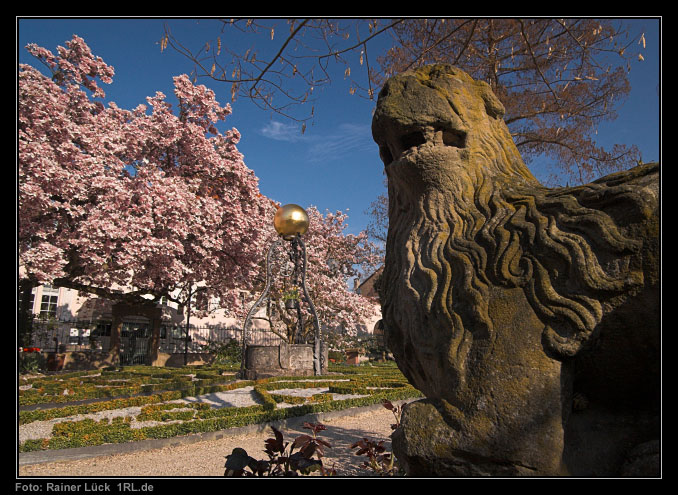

[350,399,403,476]
[224,422,335,477]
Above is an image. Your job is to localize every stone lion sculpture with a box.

[372,65,659,476]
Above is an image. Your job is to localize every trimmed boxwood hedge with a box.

[19,365,238,407]
[19,363,421,453]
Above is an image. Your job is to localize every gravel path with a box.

[18,406,400,477]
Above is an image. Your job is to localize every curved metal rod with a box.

[297,235,323,375]
[240,238,282,376]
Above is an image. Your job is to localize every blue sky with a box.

[17,17,661,237]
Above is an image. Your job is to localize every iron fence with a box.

[23,317,285,355]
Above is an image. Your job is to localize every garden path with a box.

[18,403,400,477]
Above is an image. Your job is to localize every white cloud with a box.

[259,121,307,143]
[306,123,375,163]
[260,120,377,164]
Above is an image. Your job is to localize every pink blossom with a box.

[19,35,379,333]
[19,36,270,309]
[261,206,382,340]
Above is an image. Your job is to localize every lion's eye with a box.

[442,129,467,148]
[399,131,426,151]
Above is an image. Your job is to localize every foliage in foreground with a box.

[225,422,335,476]
[224,400,405,477]
[350,399,403,476]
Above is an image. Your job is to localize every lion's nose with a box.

[377,126,467,168]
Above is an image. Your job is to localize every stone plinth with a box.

[243,343,317,380]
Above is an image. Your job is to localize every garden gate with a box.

[119,317,151,365]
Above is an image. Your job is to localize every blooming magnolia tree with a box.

[19,35,381,356]
[261,206,382,344]
[19,35,271,319]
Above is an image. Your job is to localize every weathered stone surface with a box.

[243,343,315,379]
[372,65,660,477]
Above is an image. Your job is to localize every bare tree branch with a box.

[162,18,649,185]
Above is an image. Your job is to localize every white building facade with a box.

[24,283,381,360]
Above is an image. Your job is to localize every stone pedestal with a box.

[243,343,327,379]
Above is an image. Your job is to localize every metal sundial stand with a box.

[239,209,323,378]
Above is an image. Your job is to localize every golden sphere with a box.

[274,204,309,239]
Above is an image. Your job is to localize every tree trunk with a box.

[147,317,161,366]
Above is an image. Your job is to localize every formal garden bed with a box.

[18,363,420,453]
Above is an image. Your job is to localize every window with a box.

[93,321,112,337]
[34,284,59,318]
[40,294,58,317]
